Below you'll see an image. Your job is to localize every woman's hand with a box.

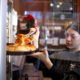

[31,49,53,69]
[31,49,49,62]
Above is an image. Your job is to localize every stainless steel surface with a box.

[0,0,7,80]
[50,51,80,62]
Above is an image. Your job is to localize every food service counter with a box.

[50,51,80,62]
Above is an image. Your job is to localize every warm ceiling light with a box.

[69,7,73,10]
[56,4,60,8]
[59,2,63,5]
[50,3,54,7]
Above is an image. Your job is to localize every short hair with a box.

[66,22,80,34]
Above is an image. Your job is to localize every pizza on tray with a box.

[7,34,36,52]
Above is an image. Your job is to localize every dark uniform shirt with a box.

[49,51,80,80]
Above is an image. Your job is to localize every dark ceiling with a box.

[12,0,76,15]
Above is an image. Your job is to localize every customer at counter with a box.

[20,14,40,49]
[23,14,40,48]
[31,23,80,80]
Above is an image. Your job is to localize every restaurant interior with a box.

[1,0,80,80]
